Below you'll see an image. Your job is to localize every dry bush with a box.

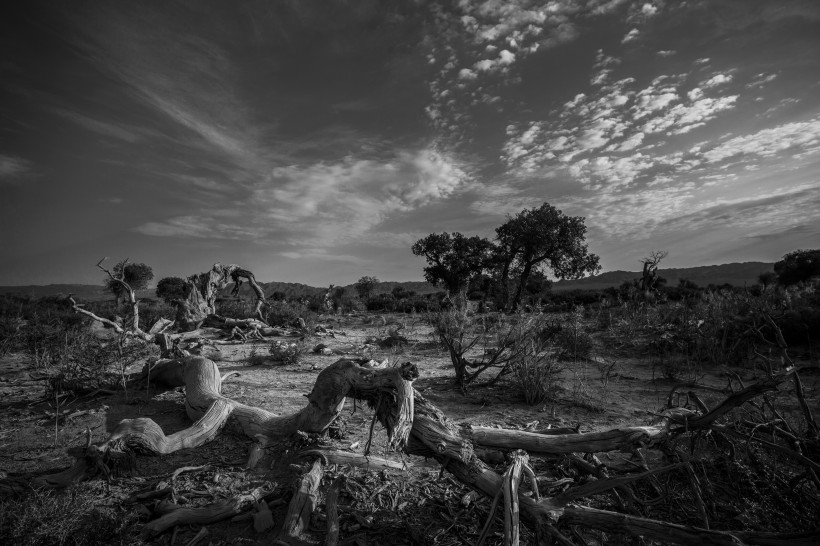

[511,338,563,405]
[48,334,157,396]
[0,488,143,545]
[265,300,317,330]
[554,306,594,361]
[432,307,560,389]
[269,339,304,365]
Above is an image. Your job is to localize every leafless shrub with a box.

[511,338,564,406]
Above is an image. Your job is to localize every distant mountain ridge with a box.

[552,261,775,291]
[0,261,776,301]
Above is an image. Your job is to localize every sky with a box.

[1,0,819,287]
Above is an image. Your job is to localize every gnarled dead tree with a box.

[3,354,816,544]
[176,263,268,330]
[639,249,668,296]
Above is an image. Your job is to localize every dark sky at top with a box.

[1,0,819,285]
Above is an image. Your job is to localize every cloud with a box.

[0,154,33,182]
[53,109,144,143]
[641,3,659,17]
[279,249,360,263]
[252,149,468,247]
[137,146,469,251]
[747,73,777,88]
[657,184,820,235]
[459,68,478,80]
[702,117,820,163]
[425,0,650,146]
[656,50,676,57]
[621,28,640,43]
[702,73,733,88]
[473,49,516,73]
[135,216,234,238]
[641,94,739,135]
[501,51,756,191]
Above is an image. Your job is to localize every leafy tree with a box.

[155,277,188,304]
[331,286,347,302]
[354,276,379,302]
[391,286,415,300]
[412,233,494,301]
[105,261,154,301]
[270,291,287,302]
[523,270,553,307]
[495,203,600,312]
[774,249,820,286]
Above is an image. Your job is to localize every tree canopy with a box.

[155,276,189,304]
[411,232,494,297]
[105,261,154,300]
[354,276,379,302]
[494,203,600,311]
[774,249,820,285]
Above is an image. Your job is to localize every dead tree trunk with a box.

[176,263,269,331]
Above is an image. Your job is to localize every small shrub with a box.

[266,300,316,330]
[512,340,563,405]
[554,306,594,360]
[269,340,304,365]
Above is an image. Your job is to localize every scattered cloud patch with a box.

[53,109,143,143]
[702,117,820,163]
[621,28,640,43]
[702,73,733,88]
[135,216,228,238]
[502,56,745,188]
[279,249,360,263]
[0,154,33,182]
[747,73,777,88]
[641,3,659,17]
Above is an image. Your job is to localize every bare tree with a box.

[639,250,668,296]
[176,263,268,330]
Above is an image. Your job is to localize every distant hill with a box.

[0,284,113,301]
[553,262,775,291]
[0,262,775,301]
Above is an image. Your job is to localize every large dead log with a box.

[87,358,417,463]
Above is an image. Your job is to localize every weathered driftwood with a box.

[299,449,408,472]
[177,264,268,330]
[277,459,323,544]
[140,486,268,538]
[502,450,528,546]
[465,425,669,455]
[324,476,343,546]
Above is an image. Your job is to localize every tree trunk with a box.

[510,261,533,313]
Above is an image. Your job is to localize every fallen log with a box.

[140,486,269,538]
[277,459,323,544]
